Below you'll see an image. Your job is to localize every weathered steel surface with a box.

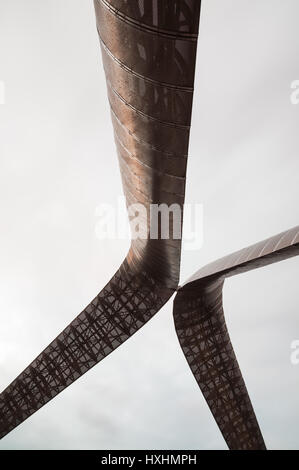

[174,226,299,449]
[0,0,201,438]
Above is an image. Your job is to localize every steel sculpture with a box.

[0,0,298,451]
[0,0,202,439]
[174,226,299,449]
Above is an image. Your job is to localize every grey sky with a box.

[0,0,298,449]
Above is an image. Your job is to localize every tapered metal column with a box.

[0,0,202,439]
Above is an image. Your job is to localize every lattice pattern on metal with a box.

[174,226,299,449]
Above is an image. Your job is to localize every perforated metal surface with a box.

[174,226,299,450]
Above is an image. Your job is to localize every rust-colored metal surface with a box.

[174,226,299,450]
[0,1,202,439]
[1,1,298,450]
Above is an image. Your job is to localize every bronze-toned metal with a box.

[0,0,202,439]
[1,1,298,451]
[174,226,299,450]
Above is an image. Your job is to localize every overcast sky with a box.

[0,0,298,449]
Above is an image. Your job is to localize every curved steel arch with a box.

[173,225,299,450]
[0,0,202,439]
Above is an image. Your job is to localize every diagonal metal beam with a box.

[173,225,299,450]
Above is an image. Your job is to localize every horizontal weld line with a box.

[109,105,189,159]
[119,161,185,200]
[118,152,185,198]
[107,80,190,129]
[118,152,184,197]
[98,0,198,42]
[114,130,185,181]
[121,170,182,208]
[119,156,157,202]
[116,137,184,180]
[119,169,153,206]
[99,33,194,92]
